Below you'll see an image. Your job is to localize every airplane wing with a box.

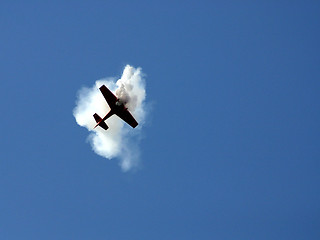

[116,109,138,128]
[99,85,117,107]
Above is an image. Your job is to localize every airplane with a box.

[93,85,138,130]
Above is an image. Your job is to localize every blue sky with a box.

[1,1,319,239]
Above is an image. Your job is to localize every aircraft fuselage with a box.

[93,85,138,130]
[104,100,127,121]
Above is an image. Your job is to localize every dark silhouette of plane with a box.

[93,85,138,130]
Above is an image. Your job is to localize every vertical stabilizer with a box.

[93,113,109,130]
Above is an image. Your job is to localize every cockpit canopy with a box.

[115,99,126,107]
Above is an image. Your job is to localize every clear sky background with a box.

[1,1,319,239]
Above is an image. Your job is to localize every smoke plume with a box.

[73,65,146,171]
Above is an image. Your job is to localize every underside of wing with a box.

[99,85,117,107]
[116,109,138,128]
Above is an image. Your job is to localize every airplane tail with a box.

[93,113,109,130]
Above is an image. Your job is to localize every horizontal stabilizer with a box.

[93,113,109,130]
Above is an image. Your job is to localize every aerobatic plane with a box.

[93,85,138,130]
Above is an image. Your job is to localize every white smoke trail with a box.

[73,65,146,171]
